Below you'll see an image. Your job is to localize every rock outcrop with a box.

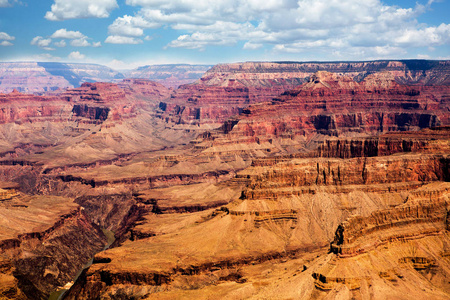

[330,187,450,257]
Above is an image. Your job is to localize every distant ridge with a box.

[0,62,123,94]
[0,62,213,93]
[206,60,450,85]
[0,60,448,94]
[123,64,213,89]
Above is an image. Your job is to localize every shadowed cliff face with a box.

[0,61,449,299]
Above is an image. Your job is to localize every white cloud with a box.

[109,0,450,59]
[0,0,20,7]
[243,42,262,50]
[395,23,450,47]
[105,35,143,44]
[167,32,235,50]
[374,45,407,57]
[68,51,85,60]
[31,36,54,50]
[108,15,159,37]
[70,38,91,47]
[0,41,13,46]
[51,28,86,39]
[0,32,15,41]
[0,31,14,46]
[45,0,118,21]
[31,29,101,49]
[54,40,66,47]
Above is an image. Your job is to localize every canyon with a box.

[0,60,448,299]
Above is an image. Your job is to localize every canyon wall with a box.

[225,72,450,144]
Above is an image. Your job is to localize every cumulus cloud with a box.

[54,40,66,47]
[45,0,118,21]
[70,38,91,47]
[32,29,101,50]
[168,32,237,50]
[243,42,262,50]
[109,0,450,59]
[68,51,85,60]
[395,23,450,47]
[31,36,54,50]
[0,41,13,46]
[0,32,15,46]
[0,0,21,7]
[105,35,143,44]
[0,32,15,40]
[51,29,86,39]
[108,15,159,37]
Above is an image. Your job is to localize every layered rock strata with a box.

[227,72,450,144]
[157,60,450,125]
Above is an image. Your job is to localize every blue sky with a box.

[0,0,449,69]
